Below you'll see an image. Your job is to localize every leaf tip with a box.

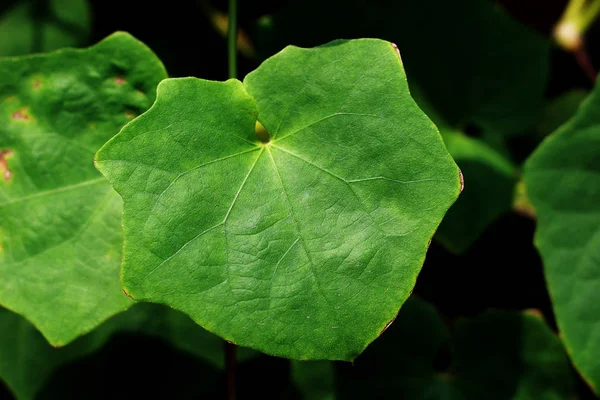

[390,42,403,65]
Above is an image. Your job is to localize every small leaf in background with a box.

[0,303,255,400]
[293,298,575,399]
[0,32,167,346]
[96,39,461,360]
[524,81,600,395]
[257,0,548,253]
[0,0,90,56]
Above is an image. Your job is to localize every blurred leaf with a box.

[293,298,575,399]
[96,39,461,360]
[0,303,254,400]
[435,130,517,253]
[537,89,588,137]
[524,81,600,395]
[0,0,90,56]
[410,87,517,253]
[259,0,549,138]
[291,360,335,400]
[0,32,167,346]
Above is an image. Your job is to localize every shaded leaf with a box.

[0,32,167,345]
[0,303,253,400]
[524,82,600,395]
[293,299,575,399]
[537,89,588,137]
[435,130,516,253]
[0,0,90,56]
[96,39,461,360]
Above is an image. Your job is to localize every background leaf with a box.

[0,32,167,346]
[524,79,600,395]
[293,298,576,399]
[96,39,461,360]
[0,303,255,400]
[0,0,90,57]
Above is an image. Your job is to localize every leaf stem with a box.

[228,0,238,79]
[554,0,600,81]
[226,1,238,399]
[225,341,237,400]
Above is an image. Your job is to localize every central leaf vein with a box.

[266,147,338,315]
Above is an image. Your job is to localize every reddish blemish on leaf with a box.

[122,288,134,300]
[524,308,544,320]
[12,109,29,121]
[390,42,403,64]
[125,112,135,119]
[0,150,14,181]
[115,77,126,86]
[33,80,41,89]
[379,315,397,336]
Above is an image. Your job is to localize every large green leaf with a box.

[524,82,600,395]
[293,299,575,399]
[0,303,253,400]
[0,32,167,346]
[0,0,90,57]
[258,0,547,253]
[96,39,461,360]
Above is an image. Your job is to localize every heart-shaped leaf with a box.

[96,39,461,360]
[0,0,90,57]
[524,82,600,395]
[0,32,167,346]
[258,0,548,253]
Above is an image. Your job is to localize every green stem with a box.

[228,0,238,79]
[580,0,600,30]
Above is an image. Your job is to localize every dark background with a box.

[1,0,598,398]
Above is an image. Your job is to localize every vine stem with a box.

[226,1,238,399]
[228,0,238,79]
[225,341,237,400]
[554,0,600,81]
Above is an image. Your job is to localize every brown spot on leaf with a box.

[458,168,464,193]
[33,80,41,89]
[0,150,14,181]
[379,314,397,336]
[390,42,403,64]
[122,288,134,300]
[524,308,544,320]
[125,112,135,119]
[115,77,126,86]
[12,108,29,121]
